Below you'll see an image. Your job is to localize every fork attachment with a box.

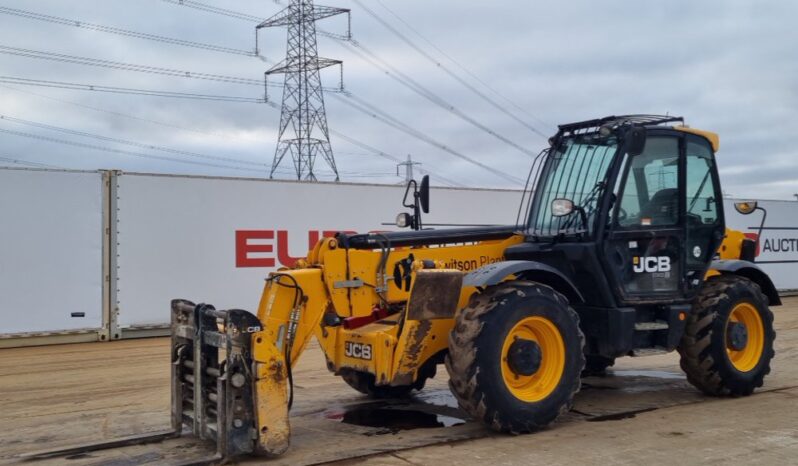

[171,299,263,462]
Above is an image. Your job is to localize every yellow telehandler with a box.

[30,115,780,464]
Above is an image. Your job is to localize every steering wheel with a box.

[616,207,628,222]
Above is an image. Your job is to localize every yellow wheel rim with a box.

[500,316,565,402]
[726,302,765,373]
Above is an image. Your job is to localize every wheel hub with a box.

[507,338,542,376]
[726,321,749,351]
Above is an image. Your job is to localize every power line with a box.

[372,0,553,132]
[0,83,262,141]
[2,77,464,185]
[0,6,255,56]
[0,126,265,173]
[0,115,269,168]
[329,94,523,185]
[161,0,263,22]
[337,38,537,159]
[255,53,521,184]
[329,129,462,188]
[0,45,344,92]
[0,76,265,103]
[0,154,62,169]
[0,44,264,86]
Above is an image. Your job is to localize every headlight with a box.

[396,212,413,228]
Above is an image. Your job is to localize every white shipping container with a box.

[0,168,104,336]
[113,173,522,330]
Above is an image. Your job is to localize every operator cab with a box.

[509,115,725,308]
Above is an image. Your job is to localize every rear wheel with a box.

[678,275,775,396]
[446,281,584,433]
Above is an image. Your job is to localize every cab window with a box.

[616,137,680,227]
[686,139,720,225]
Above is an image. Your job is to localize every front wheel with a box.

[678,275,775,396]
[446,281,585,433]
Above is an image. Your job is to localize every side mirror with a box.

[551,198,575,217]
[419,175,430,214]
[734,201,758,215]
[626,127,647,156]
[397,176,431,230]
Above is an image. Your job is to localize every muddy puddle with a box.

[610,369,685,380]
[322,396,466,435]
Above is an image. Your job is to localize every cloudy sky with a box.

[0,0,796,199]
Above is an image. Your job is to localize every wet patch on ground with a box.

[610,370,685,380]
[587,407,659,422]
[322,398,467,435]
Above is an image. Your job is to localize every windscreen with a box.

[528,136,617,236]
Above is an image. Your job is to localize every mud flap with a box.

[391,269,463,386]
[406,269,464,321]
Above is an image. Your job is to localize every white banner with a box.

[114,173,522,328]
[3,169,794,337]
[724,199,798,291]
[0,168,104,335]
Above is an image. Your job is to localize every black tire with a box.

[445,281,585,433]
[582,355,615,377]
[678,275,776,396]
[339,363,436,398]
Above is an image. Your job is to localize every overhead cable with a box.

[0,115,268,168]
[0,6,255,56]
[372,0,553,133]
[0,76,265,102]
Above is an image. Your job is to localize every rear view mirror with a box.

[734,201,758,215]
[626,127,647,156]
[419,175,430,214]
[551,198,575,217]
[398,176,431,231]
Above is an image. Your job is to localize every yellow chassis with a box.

[248,227,749,453]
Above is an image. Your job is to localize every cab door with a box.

[603,135,686,303]
[683,134,725,291]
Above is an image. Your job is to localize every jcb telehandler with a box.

[30,115,780,464]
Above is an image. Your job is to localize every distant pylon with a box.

[397,154,421,183]
[257,1,350,182]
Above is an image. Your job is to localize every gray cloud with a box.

[0,0,796,198]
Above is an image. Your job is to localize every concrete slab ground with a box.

[1,298,796,465]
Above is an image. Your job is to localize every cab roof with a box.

[556,114,719,152]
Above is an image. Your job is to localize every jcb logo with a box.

[344,342,372,360]
[633,256,671,273]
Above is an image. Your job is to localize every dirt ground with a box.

[1,297,796,466]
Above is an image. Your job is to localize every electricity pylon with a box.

[257,0,349,181]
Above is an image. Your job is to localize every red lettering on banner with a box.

[236,229,358,269]
[277,230,304,268]
[235,230,275,268]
